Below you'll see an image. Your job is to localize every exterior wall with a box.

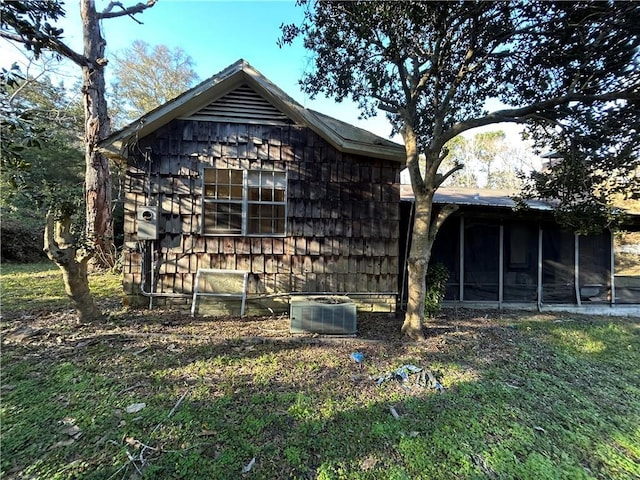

[122,119,401,312]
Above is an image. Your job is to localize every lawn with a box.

[1,263,639,479]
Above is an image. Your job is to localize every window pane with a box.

[274,189,285,202]
[203,202,242,233]
[204,169,218,183]
[248,171,261,185]
[248,187,260,201]
[231,170,243,184]
[248,203,285,235]
[230,185,243,199]
[217,185,229,199]
[203,168,286,236]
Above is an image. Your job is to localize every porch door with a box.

[464,220,500,301]
[542,227,575,303]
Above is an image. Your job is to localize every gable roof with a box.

[98,59,405,163]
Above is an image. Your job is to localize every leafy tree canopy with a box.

[110,40,200,127]
[1,68,84,213]
[0,0,66,59]
[283,1,639,211]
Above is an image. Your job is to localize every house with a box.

[399,187,640,315]
[99,60,406,315]
[100,59,638,318]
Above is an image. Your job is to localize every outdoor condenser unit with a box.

[289,296,357,334]
[136,206,159,240]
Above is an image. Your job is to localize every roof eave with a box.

[98,59,406,163]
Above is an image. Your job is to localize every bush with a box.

[425,262,449,318]
[0,213,47,263]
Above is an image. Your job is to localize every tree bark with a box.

[44,210,102,323]
[81,0,114,268]
[402,193,433,341]
[400,127,457,341]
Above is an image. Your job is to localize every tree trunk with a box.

[400,127,458,340]
[44,210,102,323]
[401,192,434,341]
[81,0,114,268]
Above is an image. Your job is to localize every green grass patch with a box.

[0,262,121,314]
[1,266,639,479]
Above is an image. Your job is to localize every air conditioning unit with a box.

[137,206,159,240]
[290,296,356,334]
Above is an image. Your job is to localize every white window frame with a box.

[201,168,287,237]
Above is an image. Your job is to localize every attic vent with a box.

[186,85,291,125]
[290,296,357,334]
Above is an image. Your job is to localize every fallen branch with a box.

[116,383,144,396]
[106,389,190,480]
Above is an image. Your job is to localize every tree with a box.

[1,66,85,263]
[110,40,199,127]
[438,136,478,188]
[1,0,156,265]
[439,130,537,189]
[1,67,84,208]
[1,0,156,322]
[282,1,640,340]
[519,100,640,234]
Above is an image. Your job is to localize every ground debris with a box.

[471,453,498,478]
[376,364,444,392]
[3,325,47,343]
[125,403,146,414]
[389,405,401,419]
[242,456,256,475]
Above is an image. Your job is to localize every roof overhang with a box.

[98,59,405,163]
[400,186,555,211]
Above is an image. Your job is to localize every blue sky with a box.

[0,0,528,146]
[1,0,397,140]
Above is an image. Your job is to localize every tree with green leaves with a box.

[1,0,156,322]
[439,130,536,189]
[110,40,199,127]
[1,67,85,263]
[1,69,84,208]
[519,101,640,235]
[282,1,640,340]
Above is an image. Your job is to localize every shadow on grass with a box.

[1,310,639,479]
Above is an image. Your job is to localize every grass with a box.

[0,262,122,313]
[1,264,639,479]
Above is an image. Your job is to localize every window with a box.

[202,168,286,236]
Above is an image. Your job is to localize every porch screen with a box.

[542,227,575,303]
[464,220,500,301]
[430,216,460,300]
[614,232,640,304]
[578,232,611,303]
[503,223,538,302]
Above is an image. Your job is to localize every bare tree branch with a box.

[435,163,465,189]
[97,0,157,21]
[443,90,640,144]
[1,30,91,67]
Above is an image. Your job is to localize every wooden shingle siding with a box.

[122,119,400,311]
